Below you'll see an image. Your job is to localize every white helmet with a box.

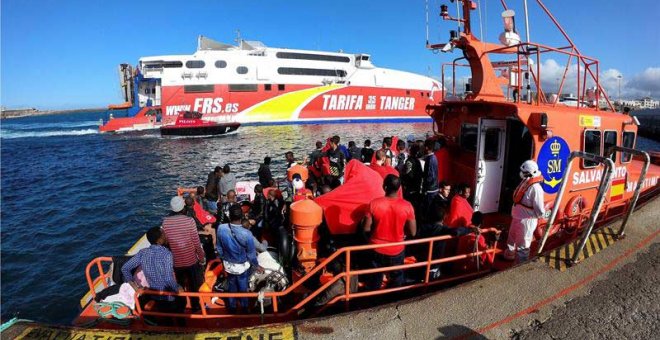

[520,160,541,178]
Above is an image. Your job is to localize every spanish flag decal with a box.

[610,178,626,201]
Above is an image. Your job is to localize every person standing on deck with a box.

[162,196,206,301]
[219,165,236,202]
[325,136,346,182]
[504,160,546,263]
[258,157,273,187]
[422,139,439,219]
[361,139,374,164]
[216,205,264,313]
[362,175,417,290]
[205,166,222,213]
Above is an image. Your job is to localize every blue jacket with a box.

[216,223,258,267]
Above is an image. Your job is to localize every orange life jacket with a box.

[513,176,543,209]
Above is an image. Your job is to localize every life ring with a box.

[565,195,588,218]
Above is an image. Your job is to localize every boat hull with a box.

[160,123,239,136]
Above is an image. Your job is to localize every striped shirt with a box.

[162,214,205,268]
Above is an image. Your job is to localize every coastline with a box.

[1,107,107,119]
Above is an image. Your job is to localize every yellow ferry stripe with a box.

[242,84,343,121]
[14,323,296,339]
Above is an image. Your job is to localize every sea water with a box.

[0,111,437,324]
[1,111,658,324]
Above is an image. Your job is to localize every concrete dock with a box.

[2,199,658,340]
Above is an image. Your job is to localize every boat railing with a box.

[443,40,615,112]
[537,151,615,263]
[84,228,501,322]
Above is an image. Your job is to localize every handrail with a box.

[537,151,615,264]
[85,229,500,321]
[605,146,651,237]
[84,256,113,299]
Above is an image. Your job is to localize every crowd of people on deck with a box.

[115,134,498,317]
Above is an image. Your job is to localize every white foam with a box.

[3,120,101,130]
[1,128,99,139]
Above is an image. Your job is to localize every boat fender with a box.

[277,226,295,268]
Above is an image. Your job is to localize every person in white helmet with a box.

[504,160,546,262]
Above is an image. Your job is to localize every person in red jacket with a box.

[445,183,474,228]
[362,175,417,290]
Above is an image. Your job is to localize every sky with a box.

[1,0,659,110]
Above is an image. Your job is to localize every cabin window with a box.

[215,60,227,68]
[236,66,249,74]
[229,84,258,92]
[162,61,183,68]
[361,55,370,61]
[420,92,424,97]
[265,84,272,91]
[184,84,214,93]
[278,84,285,91]
[276,52,350,63]
[603,130,617,162]
[621,131,636,163]
[583,129,602,168]
[460,123,478,152]
[483,128,501,161]
[406,90,411,95]
[277,67,347,77]
[185,60,205,69]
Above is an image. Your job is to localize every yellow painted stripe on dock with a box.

[15,323,296,340]
[542,227,621,271]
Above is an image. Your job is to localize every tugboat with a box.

[160,110,240,137]
[66,0,659,332]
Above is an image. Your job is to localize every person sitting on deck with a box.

[184,196,217,261]
[445,183,474,228]
[194,186,210,212]
[219,189,240,224]
[121,227,185,318]
[162,196,206,300]
[362,175,417,290]
[216,205,264,313]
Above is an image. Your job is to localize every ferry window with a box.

[406,90,410,95]
[420,92,424,97]
[583,130,602,168]
[229,84,258,92]
[603,130,617,162]
[361,55,370,61]
[621,131,636,163]
[483,128,501,161]
[184,84,214,93]
[265,84,272,91]
[162,61,183,68]
[237,66,249,74]
[278,84,285,91]
[276,52,350,63]
[215,60,227,68]
[460,124,478,152]
[277,67,347,77]
[185,60,205,69]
